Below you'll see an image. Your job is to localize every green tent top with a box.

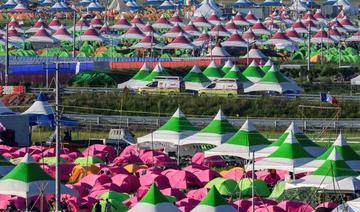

[200,185,228,206]
[183,65,211,83]
[143,63,170,81]
[1,154,53,183]
[131,63,151,80]
[242,60,265,81]
[311,148,359,177]
[91,199,128,212]
[261,59,274,73]
[223,65,253,85]
[200,109,236,134]
[258,65,289,84]
[226,119,270,150]
[221,60,234,74]
[269,122,324,157]
[205,177,240,196]
[317,133,360,161]
[74,156,104,166]
[158,107,197,132]
[203,61,225,79]
[268,131,314,160]
[140,184,170,204]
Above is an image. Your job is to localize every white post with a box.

[55,63,61,212]
[307,23,311,72]
[251,151,255,212]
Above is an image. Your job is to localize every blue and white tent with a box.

[261,0,281,7]
[143,0,163,5]
[126,0,142,11]
[47,2,74,12]
[22,93,78,127]
[333,0,358,15]
[85,1,105,12]
[1,0,17,9]
[234,0,255,7]
[158,0,176,10]
[79,0,92,6]
[40,0,55,7]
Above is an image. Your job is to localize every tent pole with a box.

[73,11,76,57]
[55,63,61,212]
[251,151,254,212]
[177,138,180,166]
[307,23,311,73]
[4,23,8,85]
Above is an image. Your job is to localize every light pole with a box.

[55,62,61,212]
[4,23,9,85]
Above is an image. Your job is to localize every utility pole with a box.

[55,63,61,212]
[72,11,76,57]
[4,23,9,85]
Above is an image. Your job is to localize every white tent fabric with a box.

[108,0,130,12]
[332,198,360,212]
[194,0,222,18]
[323,177,360,193]
[289,0,308,12]
[333,0,358,16]
[351,75,360,85]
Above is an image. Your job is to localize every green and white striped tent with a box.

[261,59,274,73]
[0,154,14,176]
[297,133,360,172]
[205,120,270,159]
[0,153,77,198]
[203,61,225,80]
[180,109,237,146]
[192,186,237,212]
[129,184,180,212]
[118,63,152,89]
[286,148,359,189]
[143,63,171,81]
[244,65,302,94]
[242,60,264,83]
[248,131,314,173]
[256,122,324,158]
[183,65,212,91]
[223,64,253,89]
[221,60,234,74]
[137,107,197,147]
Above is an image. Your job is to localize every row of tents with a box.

[118,60,302,94]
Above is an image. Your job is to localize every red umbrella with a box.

[207,12,221,25]
[176,198,199,212]
[316,202,337,210]
[130,15,145,27]
[112,15,131,30]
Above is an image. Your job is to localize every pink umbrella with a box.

[233,199,252,211]
[99,166,128,176]
[183,164,209,172]
[136,186,149,199]
[161,188,186,200]
[252,205,285,212]
[139,150,168,165]
[277,201,313,212]
[113,154,143,165]
[83,144,117,161]
[139,173,171,189]
[0,144,16,153]
[191,152,205,165]
[112,174,140,193]
[316,202,337,210]
[67,184,89,197]
[162,169,202,189]
[123,196,138,209]
[79,196,97,210]
[256,170,282,186]
[224,169,244,181]
[78,174,112,187]
[176,198,199,212]
[42,147,72,157]
[119,145,137,158]
[43,163,75,181]
[88,183,123,199]
[186,188,208,201]
[191,169,220,184]
[204,155,226,167]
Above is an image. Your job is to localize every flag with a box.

[184,0,191,6]
[320,92,337,105]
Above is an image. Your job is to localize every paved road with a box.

[66,114,360,129]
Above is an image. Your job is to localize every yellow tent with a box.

[123,164,148,174]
